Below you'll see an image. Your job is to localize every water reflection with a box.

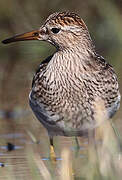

[0,133,24,139]
[0,118,121,179]
[0,162,5,167]
[0,109,30,119]
[0,143,23,151]
[41,157,62,161]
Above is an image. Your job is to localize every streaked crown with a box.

[45,11,88,29]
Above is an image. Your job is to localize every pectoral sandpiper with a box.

[2,11,121,160]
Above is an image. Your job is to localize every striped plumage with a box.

[2,11,121,147]
[28,12,120,137]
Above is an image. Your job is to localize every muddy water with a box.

[0,110,90,179]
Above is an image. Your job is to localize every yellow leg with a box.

[50,137,56,162]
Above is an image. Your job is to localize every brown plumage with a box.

[29,12,120,136]
[2,11,121,156]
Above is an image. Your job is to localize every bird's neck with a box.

[46,43,95,76]
[42,41,96,90]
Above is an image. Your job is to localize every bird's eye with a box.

[51,28,60,34]
[33,32,39,36]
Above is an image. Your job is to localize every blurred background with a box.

[0,0,122,179]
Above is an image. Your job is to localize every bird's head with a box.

[2,12,92,50]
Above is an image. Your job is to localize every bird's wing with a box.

[93,53,120,118]
[32,54,54,87]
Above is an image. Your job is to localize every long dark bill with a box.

[2,30,40,44]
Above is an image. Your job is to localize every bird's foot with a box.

[50,145,56,163]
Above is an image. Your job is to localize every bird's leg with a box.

[74,137,80,157]
[49,137,56,162]
[75,137,80,149]
[88,129,96,146]
[110,119,121,150]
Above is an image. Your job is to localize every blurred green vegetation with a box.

[0,0,122,61]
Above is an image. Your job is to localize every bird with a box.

[2,11,121,160]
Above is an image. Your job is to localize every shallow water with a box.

[0,112,90,179]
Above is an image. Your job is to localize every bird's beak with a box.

[2,29,40,44]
